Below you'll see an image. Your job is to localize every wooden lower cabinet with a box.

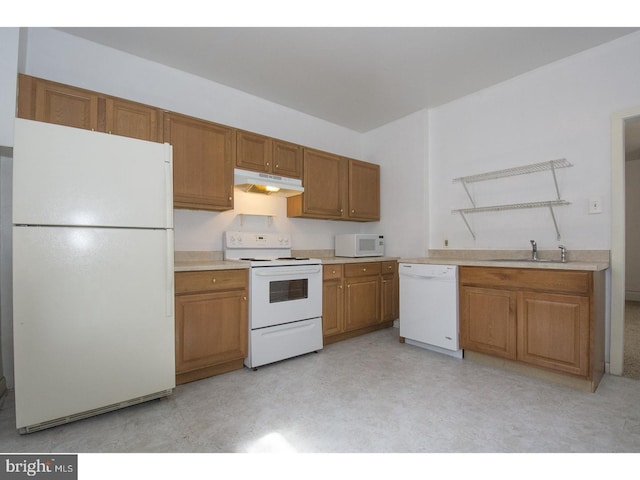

[322,265,344,337]
[517,291,590,377]
[323,261,397,345]
[459,266,605,391]
[460,286,517,360]
[174,269,248,384]
[345,262,381,331]
[381,261,399,322]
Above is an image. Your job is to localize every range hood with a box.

[234,168,304,197]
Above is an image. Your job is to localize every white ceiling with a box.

[56,27,639,133]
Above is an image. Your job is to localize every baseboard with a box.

[625,291,640,302]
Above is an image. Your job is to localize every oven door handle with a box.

[254,266,322,277]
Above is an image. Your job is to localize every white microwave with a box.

[335,234,385,257]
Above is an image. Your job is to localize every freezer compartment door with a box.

[13,118,173,228]
[13,226,175,430]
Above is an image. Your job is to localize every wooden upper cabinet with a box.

[18,74,163,143]
[347,158,380,221]
[164,112,235,211]
[272,139,302,179]
[105,97,163,142]
[288,148,346,219]
[19,74,100,131]
[236,130,302,179]
[236,130,272,173]
[287,148,380,222]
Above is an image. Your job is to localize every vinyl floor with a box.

[1,327,640,459]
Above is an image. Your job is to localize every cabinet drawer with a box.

[175,269,248,294]
[381,261,397,275]
[344,262,382,277]
[459,266,591,295]
[323,264,344,280]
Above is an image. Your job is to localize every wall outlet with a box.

[589,196,603,214]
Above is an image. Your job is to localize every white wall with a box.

[428,31,640,252]
[626,158,640,300]
[363,109,429,258]
[22,27,388,252]
[0,28,19,148]
[0,27,19,393]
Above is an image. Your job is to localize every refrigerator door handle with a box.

[166,230,175,317]
[164,144,174,229]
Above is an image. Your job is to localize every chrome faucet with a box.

[559,245,567,263]
[530,240,538,261]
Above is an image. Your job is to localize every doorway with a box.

[623,116,640,379]
[611,107,640,377]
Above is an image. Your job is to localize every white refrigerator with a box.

[12,118,175,433]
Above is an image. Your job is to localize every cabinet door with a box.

[165,113,234,211]
[175,290,248,375]
[272,140,302,179]
[460,286,517,360]
[289,149,345,219]
[236,129,272,173]
[381,262,399,322]
[345,275,381,331]
[322,277,344,337]
[105,97,163,142]
[517,292,590,376]
[33,78,100,131]
[347,158,380,221]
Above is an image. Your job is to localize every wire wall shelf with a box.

[451,159,573,240]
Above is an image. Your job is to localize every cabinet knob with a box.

[332,269,336,274]
[243,296,247,301]
[340,209,343,213]
[351,209,355,213]
[228,195,232,201]
[362,267,367,272]
[212,278,217,284]
[339,285,343,289]
[266,162,270,166]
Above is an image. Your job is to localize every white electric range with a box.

[223,231,323,369]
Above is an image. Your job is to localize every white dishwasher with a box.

[399,263,463,359]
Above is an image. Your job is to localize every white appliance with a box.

[223,231,322,369]
[12,119,175,433]
[399,263,463,359]
[234,168,304,197]
[334,233,385,257]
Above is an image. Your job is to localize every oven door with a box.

[250,264,322,329]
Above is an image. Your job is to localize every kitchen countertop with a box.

[174,250,609,272]
[174,251,400,272]
[398,257,608,271]
[399,249,610,272]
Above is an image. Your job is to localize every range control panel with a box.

[224,231,291,249]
